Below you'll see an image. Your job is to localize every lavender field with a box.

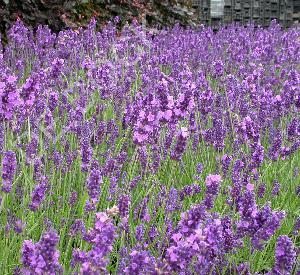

[0,19,299,274]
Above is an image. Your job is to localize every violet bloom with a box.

[114,15,120,24]
[292,218,300,236]
[204,174,222,209]
[1,151,17,193]
[171,127,189,161]
[251,143,264,169]
[180,183,201,200]
[117,247,128,274]
[0,122,4,154]
[213,60,224,77]
[252,205,285,250]
[166,187,181,213]
[134,196,149,222]
[86,168,102,203]
[118,194,131,218]
[138,146,148,172]
[69,219,86,237]
[272,180,281,196]
[0,74,21,119]
[287,118,299,141]
[238,116,260,143]
[130,176,141,190]
[177,203,207,237]
[237,191,285,250]
[167,210,231,274]
[13,219,25,234]
[81,142,93,172]
[124,250,157,274]
[72,212,117,273]
[69,191,78,206]
[135,224,145,242]
[29,176,49,211]
[196,163,204,174]
[205,174,222,196]
[237,190,258,236]
[33,157,43,181]
[257,182,266,198]
[236,263,251,274]
[272,235,296,275]
[296,185,300,197]
[21,230,62,274]
[221,216,239,253]
[221,154,232,177]
[268,130,282,161]
[25,137,39,163]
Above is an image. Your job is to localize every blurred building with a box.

[192,0,299,28]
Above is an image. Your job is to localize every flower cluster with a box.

[21,230,62,274]
[72,212,117,273]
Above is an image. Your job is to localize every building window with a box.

[211,0,224,18]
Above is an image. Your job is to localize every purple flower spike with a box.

[72,212,117,273]
[21,230,62,274]
[86,168,102,203]
[272,235,296,275]
[29,176,49,211]
[1,151,17,193]
[204,174,222,209]
[171,127,189,161]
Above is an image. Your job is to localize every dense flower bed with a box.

[0,19,299,274]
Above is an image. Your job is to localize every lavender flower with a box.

[221,154,232,177]
[205,174,222,196]
[124,250,156,274]
[135,224,145,242]
[272,180,281,196]
[251,143,264,168]
[69,191,78,206]
[69,219,86,237]
[196,163,204,174]
[13,219,25,234]
[166,187,181,213]
[86,168,102,203]
[1,151,17,193]
[21,230,62,274]
[272,235,296,275]
[257,182,266,198]
[180,183,201,200]
[171,127,189,161]
[118,194,131,218]
[72,212,117,273]
[81,142,93,172]
[204,174,222,209]
[29,176,49,211]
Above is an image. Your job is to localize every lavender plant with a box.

[0,19,299,274]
